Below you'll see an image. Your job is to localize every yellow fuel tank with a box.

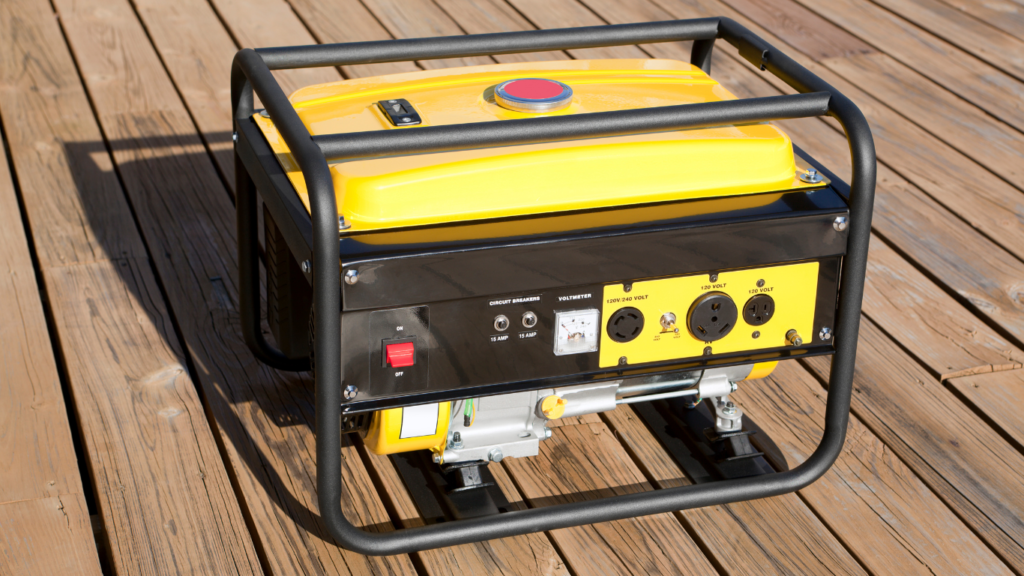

[255,59,818,232]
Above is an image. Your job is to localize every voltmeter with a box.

[553,308,600,356]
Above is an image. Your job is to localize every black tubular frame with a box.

[231,17,875,555]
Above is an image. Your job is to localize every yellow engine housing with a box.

[254,59,822,232]
[363,402,451,455]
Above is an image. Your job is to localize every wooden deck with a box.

[2,0,1024,573]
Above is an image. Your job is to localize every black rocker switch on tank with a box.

[377,98,422,126]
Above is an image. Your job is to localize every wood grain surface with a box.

[948,369,1024,451]
[603,407,872,575]
[723,0,1024,256]
[363,446,570,576]
[0,90,103,576]
[805,320,1024,571]
[870,0,1024,82]
[789,0,1024,132]
[3,0,1024,572]
[504,422,720,576]
[1,0,262,574]
[737,361,1012,575]
[0,497,102,576]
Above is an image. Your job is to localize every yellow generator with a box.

[232,17,874,554]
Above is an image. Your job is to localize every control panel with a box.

[343,259,836,406]
[598,262,819,367]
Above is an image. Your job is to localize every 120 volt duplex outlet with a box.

[687,292,737,342]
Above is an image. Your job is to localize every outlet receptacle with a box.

[742,294,775,326]
[607,307,645,343]
[687,292,737,342]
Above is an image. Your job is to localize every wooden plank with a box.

[362,446,570,576]
[721,0,1024,256]
[948,370,1024,451]
[735,361,1012,575]
[869,0,1024,82]
[129,0,238,181]
[45,257,263,576]
[0,497,102,576]
[201,0,341,95]
[804,319,1024,570]
[0,115,103,576]
[502,422,721,576]
[358,0,494,68]
[714,0,877,60]
[937,0,1024,39]
[283,0,430,77]
[504,0,667,59]
[863,238,1024,380]
[432,0,569,61]
[23,0,415,572]
[0,0,265,573]
[0,0,146,268]
[130,0,341,184]
[603,407,873,575]
[785,0,1024,133]
[0,146,82,507]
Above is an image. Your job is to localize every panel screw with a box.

[819,327,833,341]
[544,428,553,439]
[752,331,760,339]
[432,453,442,464]
[344,269,359,285]
[756,279,765,288]
[800,168,824,184]
[833,216,848,232]
[618,356,628,366]
[343,385,358,400]
[786,329,803,346]
[301,260,312,274]
[338,215,351,231]
[703,346,712,356]
[709,273,719,282]
[259,109,270,118]
[623,283,632,292]
[488,448,504,463]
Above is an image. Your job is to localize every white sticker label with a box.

[400,403,439,439]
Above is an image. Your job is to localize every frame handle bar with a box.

[313,92,830,162]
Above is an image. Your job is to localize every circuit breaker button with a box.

[386,342,415,367]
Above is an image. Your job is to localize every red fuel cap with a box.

[494,78,573,113]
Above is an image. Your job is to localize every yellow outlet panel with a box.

[599,262,819,368]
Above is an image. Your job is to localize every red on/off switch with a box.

[385,342,415,368]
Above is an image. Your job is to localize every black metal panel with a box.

[236,116,313,264]
[340,190,848,310]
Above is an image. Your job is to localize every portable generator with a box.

[231,17,875,555]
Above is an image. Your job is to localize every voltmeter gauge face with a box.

[553,309,600,356]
